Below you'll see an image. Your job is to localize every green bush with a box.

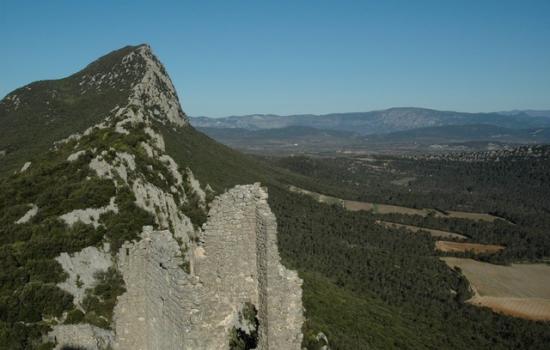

[82,267,126,329]
[64,309,85,324]
[100,187,155,252]
[18,283,73,322]
[228,302,258,350]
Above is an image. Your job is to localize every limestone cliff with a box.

[33,45,305,349]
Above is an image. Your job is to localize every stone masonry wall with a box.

[114,227,190,350]
[111,184,303,350]
[187,184,260,349]
[256,189,304,349]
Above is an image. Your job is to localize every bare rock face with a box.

[14,203,38,224]
[55,245,113,306]
[59,197,118,228]
[112,184,304,350]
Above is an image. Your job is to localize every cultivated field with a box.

[442,257,550,320]
[445,211,499,222]
[288,185,502,222]
[344,200,429,215]
[376,221,467,240]
[436,241,504,254]
[288,186,343,206]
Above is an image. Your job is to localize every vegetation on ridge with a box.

[0,124,156,348]
[0,45,143,176]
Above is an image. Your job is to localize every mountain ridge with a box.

[190,107,550,135]
[0,44,304,349]
[0,43,188,174]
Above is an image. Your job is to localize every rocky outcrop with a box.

[43,45,303,349]
[14,203,38,224]
[20,161,31,172]
[112,184,303,350]
[59,197,118,228]
[55,244,113,306]
[128,45,188,127]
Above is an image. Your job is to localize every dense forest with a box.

[0,127,159,349]
[270,149,550,222]
[268,147,550,264]
[376,212,550,264]
[268,187,550,349]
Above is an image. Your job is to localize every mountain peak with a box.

[0,43,304,349]
[0,44,188,174]
[77,44,188,127]
[124,44,188,126]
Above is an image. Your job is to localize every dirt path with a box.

[436,241,504,254]
[376,221,467,240]
[289,185,503,222]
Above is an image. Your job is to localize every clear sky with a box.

[1,0,549,117]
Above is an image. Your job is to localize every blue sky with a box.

[1,0,549,117]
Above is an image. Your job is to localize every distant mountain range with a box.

[191,108,550,154]
[190,107,550,135]
[498,110,550,118]
[365,124,550,143]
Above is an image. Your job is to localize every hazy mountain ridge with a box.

[498,110,550,118]
[190,107,550,135]
[365,124,550,143]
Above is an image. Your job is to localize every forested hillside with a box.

[269,188,550,349]
[269,148,550,263]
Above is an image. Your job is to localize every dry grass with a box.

[442,257,550,320]
[470,297,550,321]
[445,211,499,222]
[436,241,504,254]
[344,200,431,216]
[288,186,343,206]
[376,221,467,240]
[289,185,502,222]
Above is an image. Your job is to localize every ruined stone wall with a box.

[114,228,191,350]
[188,184,261,349]
[256,189,304,349]
[256,194,270,350]
[111,184,303,350]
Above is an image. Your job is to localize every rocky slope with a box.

[0,44,303,349]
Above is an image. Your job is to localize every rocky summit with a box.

[0,44,303,349]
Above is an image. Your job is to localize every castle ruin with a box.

[113,184,304,349]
